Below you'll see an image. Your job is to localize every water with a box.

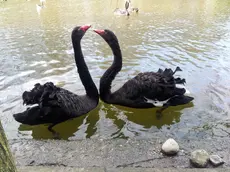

[0,0,230,140]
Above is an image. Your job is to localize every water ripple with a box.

[1,0,230,141]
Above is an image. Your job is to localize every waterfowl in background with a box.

[36,0,46,14]
[114,0,138,16]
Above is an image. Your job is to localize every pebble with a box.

[190,149,209,168]
[209,154,224,166]
[161,138,179,155]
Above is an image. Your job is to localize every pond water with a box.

[0,0,230,140]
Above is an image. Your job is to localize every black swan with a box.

[13,25,99,136]
[93,29,194,117]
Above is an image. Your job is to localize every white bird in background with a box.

[36,0,46,15]
[114,0,131,16]
[125,0,139,13]
[114,0,138,16]
[40,0,46,6]
[125,0,131,10]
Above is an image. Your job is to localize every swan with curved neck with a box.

[13,25,99,136]
[93,29,194,117]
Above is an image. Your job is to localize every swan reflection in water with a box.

[17,101,194,140]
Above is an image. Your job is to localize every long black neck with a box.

[100,39,122,101]
[72,39,99,100]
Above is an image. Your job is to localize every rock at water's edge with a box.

[209,154,224,166]
[190,149,209,168]
[161,138,179,155]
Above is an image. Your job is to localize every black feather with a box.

[95,29,193,109]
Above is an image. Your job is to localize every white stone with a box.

[209,155,224,166]
[161,138,179,155]
[190,149,209,168]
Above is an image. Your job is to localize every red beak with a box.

[79,25,91,32]
[93,29,105,35]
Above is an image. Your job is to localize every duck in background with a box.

[114,0,139,16]
[36,0,46,14]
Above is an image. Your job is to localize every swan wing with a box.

[117,70,185,102]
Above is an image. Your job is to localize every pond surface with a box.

[0,0,230,140]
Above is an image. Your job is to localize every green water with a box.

[0,0,230,140]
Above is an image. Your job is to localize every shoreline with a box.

[9,137,230,170]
